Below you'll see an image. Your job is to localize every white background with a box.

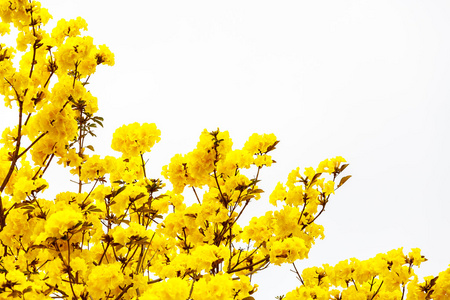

[2,1,450,298]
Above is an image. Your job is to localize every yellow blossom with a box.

[111,122,161,157]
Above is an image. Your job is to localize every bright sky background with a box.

[2,1,450,298]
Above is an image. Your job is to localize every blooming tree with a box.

[0,1,449,299]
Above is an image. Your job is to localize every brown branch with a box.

[140,154,147,178]
[187,279,195,300]
[114,284,133,300]
[17,131,48,159]
[29,10,37,78]
[148,278,163,284]
[0,79,24,230]
[67,238,78,300]
[370,281,384,300]
[98,240,110,265]
[217,166,262,242]
[192,187,201,204]
[292,262,304,285]
[227,255,269,274]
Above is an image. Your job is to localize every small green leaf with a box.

[250,189,264,194]
[113,186,126,197]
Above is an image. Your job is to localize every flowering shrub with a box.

[0,1,449,299]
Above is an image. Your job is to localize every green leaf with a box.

[92,116,104,127]
[87,205,103,213]
[250,188,264,194]
[133,193,147,201]
[113,186,126,197]
[19,205,35,210]
[240,195,254,202]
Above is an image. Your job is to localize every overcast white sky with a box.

[2,1,450,298]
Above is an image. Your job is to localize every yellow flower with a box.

[241,211,274,245]
[191,273,234,300]
[304,166,316,181]
[140,278,190,300]
[37,208,84,241]
[0,22,10,35]
[162,154,188,193]
[6,270,28,292]
[51,17,88,45]
[269,182,287,206]
[408,248,426,267]
[111,122,161,157]
[433,266,450,298]
[96,44,115,66]
[323,180,335,195]
[317,158,335,174]
[254,154,273,167]
[80,155,116,182]
[13,176,35,201]
[70,257,88,277]
[243,133,277,155]
[55,36,96,74]
[218,149,253,175]
[87,263,124,299]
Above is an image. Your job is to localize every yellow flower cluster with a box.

[162,129,234,192]
[162,130,274,194]
[284,248,450,300]
[0,1,447,300]
[111,122,161,157]
[233,157,347,266]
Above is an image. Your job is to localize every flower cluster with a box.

[111,122,161,157]
[283,248,450,300]
[0,1,448,300]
